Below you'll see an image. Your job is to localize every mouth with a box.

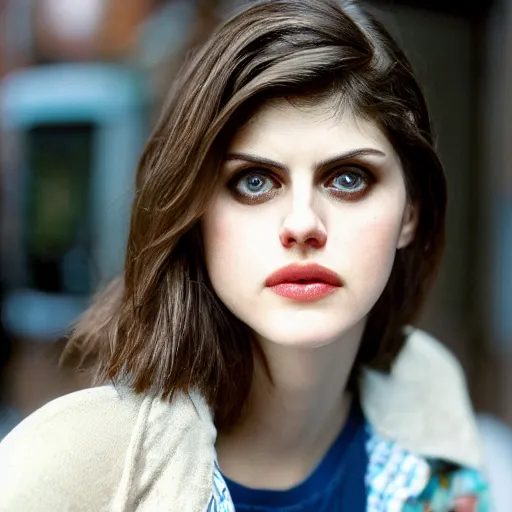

[265,263,342,302]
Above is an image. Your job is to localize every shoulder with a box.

[361,327,484,470]
[397,327,466,378]
[361,328,468,416]
[0,385,146,455]
[0,386,145,511]
[0,385,218,511]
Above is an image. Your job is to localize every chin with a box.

[254,316,364,350]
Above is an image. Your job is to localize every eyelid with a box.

[227,167,282,204]
[321,164,374,184]
[227,166,282,186]
[321,165,374,201]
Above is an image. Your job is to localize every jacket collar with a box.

[360,328,484,470]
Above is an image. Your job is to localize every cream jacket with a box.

[0,329,484,511]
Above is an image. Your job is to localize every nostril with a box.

[279,228,327,249]
[279,232,296,249]
[306,236,325,249]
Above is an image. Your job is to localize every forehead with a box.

[228,98,397,160]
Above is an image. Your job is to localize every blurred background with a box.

[0,0,510,504]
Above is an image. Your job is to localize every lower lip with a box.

[268,283,339,302]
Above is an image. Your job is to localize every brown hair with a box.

[66,0,446,429]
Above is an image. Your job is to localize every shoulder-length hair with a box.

[66,0,446,429]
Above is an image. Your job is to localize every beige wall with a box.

[477,0,512,424]
[373,5,478,361]
[374,2,512,424]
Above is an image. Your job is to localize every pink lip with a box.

[265,263,342,302]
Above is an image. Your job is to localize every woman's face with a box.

[202,99,416,348]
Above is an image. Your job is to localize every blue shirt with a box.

[222,401,368,511]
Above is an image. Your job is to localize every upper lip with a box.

[265,263,342,287]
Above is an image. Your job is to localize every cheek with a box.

[202,207,229,278]
[201,200,266,289]
[352,216,402,259]
[203,207,257,257]
[333,204,405,289]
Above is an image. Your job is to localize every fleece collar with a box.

[360,328,484,470]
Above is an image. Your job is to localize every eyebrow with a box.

[225,148,387,172]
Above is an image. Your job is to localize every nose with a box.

[279,200,327,250]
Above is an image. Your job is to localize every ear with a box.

[397,202,418,249]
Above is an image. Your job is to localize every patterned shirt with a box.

[209,422,490,512]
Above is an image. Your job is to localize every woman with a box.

[0,1,490,510]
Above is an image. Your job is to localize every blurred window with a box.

[42,0,105,40]
[25,123,94,295]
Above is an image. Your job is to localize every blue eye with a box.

[235,172,275,197]
[332,172,366,191]
[325,169,370,198]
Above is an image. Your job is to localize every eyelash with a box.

[227,166,374,204]
[227,168,280,204]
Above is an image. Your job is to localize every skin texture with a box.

[202,98,417,489]
[202,99,415,351]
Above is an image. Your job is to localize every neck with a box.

[217,322,364,489]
